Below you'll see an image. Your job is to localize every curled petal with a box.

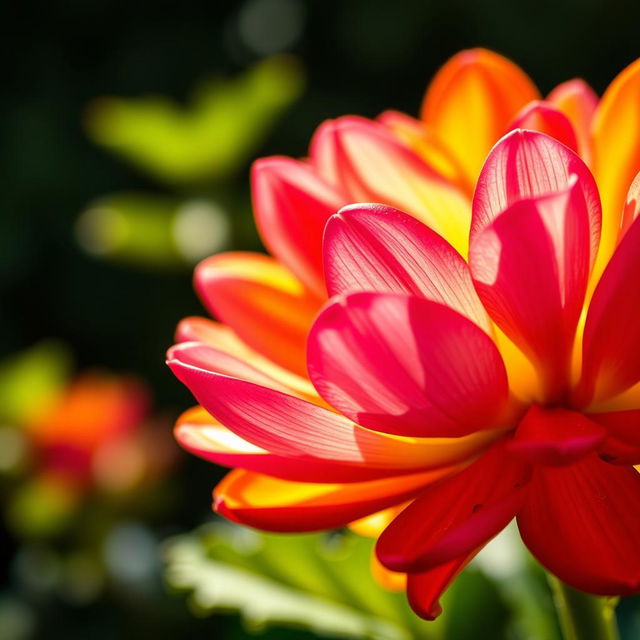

[421,48,539,184]
[324,204,490,331]
[518,455,640,596]
[592,57,640,264]
[252,157,347,295]
[168,348,499,472]
[376,443,526,572]
[214,467,461,533]
[547,79,598,163]
[406,553,478,621]
[620,171,640,241]
[470,182,593,398]
[507,101,579,153]
[471,129,601,265]
[579,215,640,403]
[307,293,510,438]
[194,252,322,377]
[310,116,471,255]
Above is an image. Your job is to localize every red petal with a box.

[518,455,640,596]
[307,293,510,438]
[507,101,579,153]
[376,443,527,572]
[578,215,640,403]
[508,406,606,466]
[589,410,640,465]
[252,157,347,296]
[213,467,461,533]
[324,204,489,330]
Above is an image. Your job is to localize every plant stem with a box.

[547,575,620,640]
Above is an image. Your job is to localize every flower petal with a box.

[589,410,640,465]
[620,171,640,241]
[507,101,579,153]
[592,58,640,265]
[420,48,539,184]
[213,467,460,532]
[508,406,606,466]
[547,79,598,164]
[168,350,498,472]
[471,129,601,263]
[307,292,510,438]
[579,215,640,403]
[194,252,322,377]
[251,157,347,296]
[377,110,471,193]
[406,553,478,621]
[470,182,594,399]
[310,116,471,255]
[376,443,526,573]
[518,455,640,596]
[174,406,419,483]
[324,204,490,331]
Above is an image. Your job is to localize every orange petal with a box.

[591,58,640,270]
[194,252,322,377]
[420,48,539,184]
[213,466,462,532]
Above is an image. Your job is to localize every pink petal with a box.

[471,129,601,265]
[518,454,640,596]
[252,157,347,296]
[578,215,640,404]
[310,116,471,254]
[307,293,509,438]
[324,204,490,330]
[168,345,491,473]
[470,182,593,399]
[507,101,579,153]
[508,406,606,466]
[376,442,527,572]
[547,79,598,163]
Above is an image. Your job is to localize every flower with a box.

[168,49,640,619]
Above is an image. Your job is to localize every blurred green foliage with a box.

[165,523,511,640]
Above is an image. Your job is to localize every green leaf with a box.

[85,56,304,185]
[164,522,511,640]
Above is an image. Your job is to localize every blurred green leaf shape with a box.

[0,341,71,425]
[164,523,510,640]
[85,56,305,185]
[76,192,230,268]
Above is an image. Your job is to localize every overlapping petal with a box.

[310,116,471,254]
[252,157,347,296]
[470,181,593,398]
[168,347,498,473]
[420,48,539,184]
[518,455,640,595]
[471,129,601,263]
[579,215,640,404]
[324,204,490,331]
[307,293,510,438]
[507,101,579,153]
[194,252,322,377]
[376,443,526,573]
[547,79,598,163]
[589,410,640,465]
[592,58,640,264]
[214,467,463,533]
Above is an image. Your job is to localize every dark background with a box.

[2,0,639,637]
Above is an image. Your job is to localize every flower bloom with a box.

[168,50,640,619]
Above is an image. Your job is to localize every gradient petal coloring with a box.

[308,293,510,437]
